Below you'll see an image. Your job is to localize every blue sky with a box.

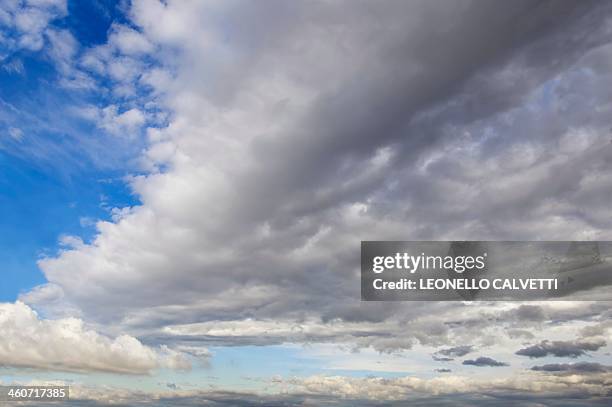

[0,0,137,301]
[1,1,611,405]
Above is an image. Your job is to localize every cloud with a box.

[462,357,508,367]
[43,27,96,89]
[80,105,146,138]
[0,0,67,58]
[434,345,474,361]
[108,24,154,55]
[45,28,77,73]
[504,305,546,322]
[531,362,611,374]
[7,126,23,141]
[172,345,211,359]
[516,339,606,358]
[432,356,454,362]
[0,302,190,374]
[506,329,535,340]
[1,57,24,74]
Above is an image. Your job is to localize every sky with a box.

[1,0,612,405]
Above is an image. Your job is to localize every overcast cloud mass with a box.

[1,0,612,405]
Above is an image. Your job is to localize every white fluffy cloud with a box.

[0,302,190,374]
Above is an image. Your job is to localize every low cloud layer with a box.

[35,370,612,406]
[532,362,611,374]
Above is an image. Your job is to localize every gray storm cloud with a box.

[516,339,607,358]
[531,362,611,374]
[462,356,509,367]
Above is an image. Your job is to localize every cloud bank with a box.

[37,369,612,406]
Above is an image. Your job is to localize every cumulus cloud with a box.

[516,339,606,358]
[462,357,509,367]
[0,302,190,374]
